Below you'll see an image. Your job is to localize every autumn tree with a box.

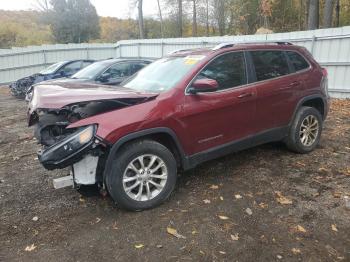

[323,0,334,28]
[47,0,100,43]
[308,0,319,29]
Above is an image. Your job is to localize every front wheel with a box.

[285,106,323,153]
[106,140,177,211]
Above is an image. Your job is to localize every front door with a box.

[181,51,257,155]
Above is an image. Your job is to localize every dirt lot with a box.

[0,87,349,262]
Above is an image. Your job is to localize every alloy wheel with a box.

[122,154,168,201]
[299,115,319,147]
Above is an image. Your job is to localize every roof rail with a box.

[169,48,197,54]
[212,41,293,50]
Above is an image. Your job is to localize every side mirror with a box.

[188,78,219,94]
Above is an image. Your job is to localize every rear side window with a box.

[198,52,247,90]
[251,51,289,81]
[286,51,309,72]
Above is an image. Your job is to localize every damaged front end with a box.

[28,83,156,189]
[38,124,105,189]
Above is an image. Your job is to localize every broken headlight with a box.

[38,125,96,169]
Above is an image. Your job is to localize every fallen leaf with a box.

[203,199,211,204]
[291,248,301,254]
[245,193,254,198]
[277,255,283,259]
[231,233,239,241]
[234,194,242,199]
[218,215,229,220]
[25,244,36,252]
[220,196,224,201]
[191,230,198,235]
[318,167,329,172]
[295,225,307,233]
[259,202,268,209]
[331,224,338,232]
[333,192,342,198]
[296,161,306,167]
[135,244,144,249]
[245,208,253,215]
[275,191,293,205]
[200,250,205,255]
[167,227,186,239]
[210,185,219,189]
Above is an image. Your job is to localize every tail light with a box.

[322,67,328,77]
[321,67,329,97]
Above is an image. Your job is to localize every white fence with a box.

[1,26,350,98]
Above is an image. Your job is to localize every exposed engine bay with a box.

[32,98,145,146]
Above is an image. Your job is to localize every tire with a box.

[285,106,323,153]
[76,184,100,197]
[106,140,177,211]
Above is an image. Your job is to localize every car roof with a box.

[169,42,304,57]
[94,58,153,66]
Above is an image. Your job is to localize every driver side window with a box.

[196,52,247,91]
[103,63,130,80]
[62,61,82,75]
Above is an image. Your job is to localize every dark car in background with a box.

[43,58,152,86]
[9,59,94,98]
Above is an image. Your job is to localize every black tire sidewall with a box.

[289,106,323,153]
[106,140,177,211]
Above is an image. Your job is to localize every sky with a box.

[0,0,160,18]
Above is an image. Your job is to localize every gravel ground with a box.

[0,87,349,262]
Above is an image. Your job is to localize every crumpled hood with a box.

[29,82,157,114]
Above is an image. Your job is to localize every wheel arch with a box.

[103,128,188,182]
[292,94,327,123]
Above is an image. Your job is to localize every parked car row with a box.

[9,58,152,99]
[25,43,329,211]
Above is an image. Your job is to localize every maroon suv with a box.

[28,42,329,210]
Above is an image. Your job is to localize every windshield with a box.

[121,56,204,93]
[71,61,107,79]
[39,62,66,75]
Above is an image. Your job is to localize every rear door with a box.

[248,50,301,132]
[182,51,257,155]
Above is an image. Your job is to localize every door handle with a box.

[237,93,253,98]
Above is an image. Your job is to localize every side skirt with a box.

[183,126,289,170]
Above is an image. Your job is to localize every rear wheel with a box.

[106,140,177,211]
[285,106,323,153]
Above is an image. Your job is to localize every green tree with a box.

[48,0,100,43]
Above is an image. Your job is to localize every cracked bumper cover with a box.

[38,125,97,170]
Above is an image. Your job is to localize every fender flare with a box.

[290,94,328,125]
[102,127,189,182]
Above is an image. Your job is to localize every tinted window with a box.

[197,52,246,90]
[287,51,309,72]
[82,61,94,67]
[130,63,147,75]
[103,63,130,79]
[251,51,289,81]
[62,61,82,74]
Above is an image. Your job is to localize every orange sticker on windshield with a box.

[184,55,205,65]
